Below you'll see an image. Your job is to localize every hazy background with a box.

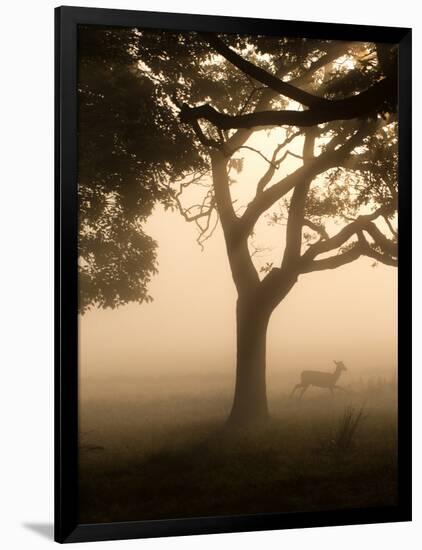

[79,128,397,394]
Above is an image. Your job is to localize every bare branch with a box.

[173,173,215,224]
[172,169,210,190]
[280,150,304,162]
[256,144,285,194]
[240,121,376,236]
[196,209,219,250]
[176,196,215,223]
[249,130,303,195]
[277,129,302,150]
[237,145,279,167]
[250,241,273,259]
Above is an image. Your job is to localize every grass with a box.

[322,405,367,455]
[79,376,398,523]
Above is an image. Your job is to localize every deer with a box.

[290,360,348,400]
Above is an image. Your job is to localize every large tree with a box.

[78,27,398,426]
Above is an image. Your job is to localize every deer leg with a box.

[329,386,334,397]
[299,385,308,400]
[290,384,302,398]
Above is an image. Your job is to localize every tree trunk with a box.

[227,297,271,427]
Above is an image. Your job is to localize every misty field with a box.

[79,372,397,523]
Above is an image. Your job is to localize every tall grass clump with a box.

[332,405,366,454]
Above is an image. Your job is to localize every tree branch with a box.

[211,150,260,294]
[196,208,219,250]
[303,219,329,241]
[240,121,376,235]
[281,128,317,269]
[237,145,279,167]
[223,42,356,153]
[190,117,224,149]
[300,240,397,272]
[174,188,215,223]
[247,131,302,195]
[211,151,237,229]
[364,247,398,267]
[255,143,284,194]
[300,244,365,272]
[299,207,397,273]
[200,32,330,109]
[363,222,397,257]
[179,77,396,130]
[383,214,397,237]
[301,207,396,263]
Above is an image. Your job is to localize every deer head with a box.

[333,360,347,372]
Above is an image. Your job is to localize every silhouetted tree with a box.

[79,27,398,426]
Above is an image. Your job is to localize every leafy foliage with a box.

[78,26,204,312]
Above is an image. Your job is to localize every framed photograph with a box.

[55,6,411,543]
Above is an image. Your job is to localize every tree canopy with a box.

[78,26,398,313]
[78,26,205,311]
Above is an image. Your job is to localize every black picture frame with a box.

[55,5,412,544]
